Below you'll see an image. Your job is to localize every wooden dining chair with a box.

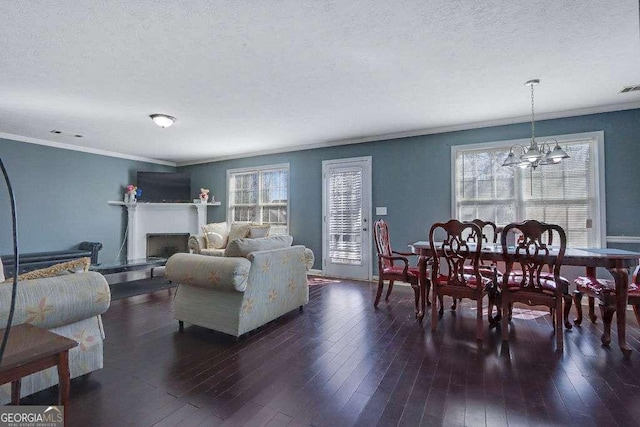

[457,219,502,322]
[500,220,570,351]
[573,264,640,345]
[373,219,421,315]
[429,219,489,340]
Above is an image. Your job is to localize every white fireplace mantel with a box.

[108,201,221,260]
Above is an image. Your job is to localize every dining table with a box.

[410,241,640,358]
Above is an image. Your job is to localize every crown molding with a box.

[4,101,640,168]
[0,132,176,166]
[178,101,640,166]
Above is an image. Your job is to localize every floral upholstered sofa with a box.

[188,221,272,257]
[0,258,110,403]
[167,235,314,337]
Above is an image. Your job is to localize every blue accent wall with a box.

[0,108,638,272]
[181,108,640,270]
[0,138,174,262]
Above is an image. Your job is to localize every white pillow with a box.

[248,225,271,238]
[228,222,253,242]
[201,222,228,249]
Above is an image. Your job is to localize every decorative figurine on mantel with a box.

[199,188,210,203]
[125,184,141,203]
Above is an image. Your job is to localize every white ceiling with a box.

[1,1,639,166]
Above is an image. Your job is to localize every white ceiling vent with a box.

[619,85,640,93]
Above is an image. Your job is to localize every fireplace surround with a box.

[108,201,220,261]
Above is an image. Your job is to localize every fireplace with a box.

[147,233,189,258]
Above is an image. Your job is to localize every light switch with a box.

[376,207,387,215]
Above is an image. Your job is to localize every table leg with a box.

[11,379,21,405]
[57,350,71,406]
[607,267,632,358]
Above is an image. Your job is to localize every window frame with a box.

[226,163,290,234]
[450,131,606,247]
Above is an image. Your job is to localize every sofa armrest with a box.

[188,235,206,254]
[0,271,110,330]
[303,248,315,271]
[166,253,250,293]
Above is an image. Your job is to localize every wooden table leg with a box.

[11,379,21,405]
[57,350,71,406]
[608,266,632,358]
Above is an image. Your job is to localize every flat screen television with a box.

[136,172,191,203]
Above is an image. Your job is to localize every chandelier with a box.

[502,79,569,169]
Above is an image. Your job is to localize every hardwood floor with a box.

[22,279,640,426]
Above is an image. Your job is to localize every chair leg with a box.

[632,304,640,326]
[438,295,444,317]
[385,280,395,301]
[178,320,184,332]
[600,296,615,346]
[563,294,572,330]
[374,278,384,307]
[502,296,509,342]
[573,291,583,325]
[555,298,563,352]
[588,296,597,323]
[431,290,439,332]
[411,281,420,317]
[451,298,459,311]
[476,296,483,341]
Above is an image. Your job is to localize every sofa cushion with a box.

[12,257,90,281]
[224,235,294,258]
[248,224,271,238]
[202,222,228,249]
[201,248,225,257]
[228,222,253,242]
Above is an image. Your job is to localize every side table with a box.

[0,323,78,405]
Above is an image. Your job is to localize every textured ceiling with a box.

[1,1,639,165]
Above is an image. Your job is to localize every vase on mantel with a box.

[128,192,137,203]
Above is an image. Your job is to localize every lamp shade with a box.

[150,114,176,128]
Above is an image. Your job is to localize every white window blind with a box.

[228,164,289,235]
[452,133,605,247]
[328,168,363,264]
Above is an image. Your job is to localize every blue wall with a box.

[1,108,638,271]
[0,138,174,262]
[181,108,640,270]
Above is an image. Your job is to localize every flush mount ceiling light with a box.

[149,114,176,128]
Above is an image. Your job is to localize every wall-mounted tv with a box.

[136,172,191,203]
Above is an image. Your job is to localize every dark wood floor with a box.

[22,279,640,426]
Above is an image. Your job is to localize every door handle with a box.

[362,227,368,231]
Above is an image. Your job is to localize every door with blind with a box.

[322,157,372,280]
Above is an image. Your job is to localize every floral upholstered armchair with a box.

[167,235,314,337]
[0,258,110,403]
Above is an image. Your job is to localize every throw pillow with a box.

[14,257,91,281]
[247,225,271,238]
[228,222,253,242]
[201,222,228,249]
[224,235,294,258]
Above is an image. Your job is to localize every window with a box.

[227,164,289,235]
[452,132,605,247]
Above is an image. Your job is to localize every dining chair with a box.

[458,219,502,322]
[373,219,421,315]
[500,220,570,351]
[429,219,489,340]
[573,264,640,345]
